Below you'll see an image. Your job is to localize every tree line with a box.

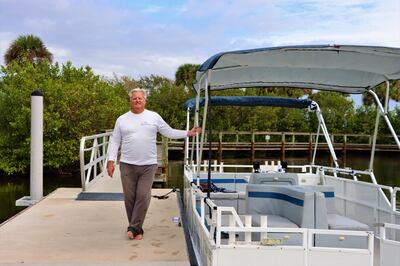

[0,35,399,175]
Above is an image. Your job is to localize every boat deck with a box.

[0,169,189,266]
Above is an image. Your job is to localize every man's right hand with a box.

[107,160,115,178]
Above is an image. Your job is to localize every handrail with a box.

[79,132,112,191]
[187,162,399,224]
[393,187,400,212]
[379,222,400,242]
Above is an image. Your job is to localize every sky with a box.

[0,0,399,80]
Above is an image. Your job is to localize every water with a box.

[0,173,81,224]
[1,154,399,224]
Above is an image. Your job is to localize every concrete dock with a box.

[0,170,189,265]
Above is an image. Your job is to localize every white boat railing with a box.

[190,162,400,214]
[379,223,400,266]
[190,182,308,246]
[317,167,400,221]
[394,187,400,211]
[192,160,288,173]
[79,132,112,191]
[188,180,374,266]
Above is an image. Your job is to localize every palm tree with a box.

[362,80,400,106]
[4,34,53,65]
[175,64,200,88]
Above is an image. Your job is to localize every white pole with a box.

[30,89,43,202]
[16,89,44,206]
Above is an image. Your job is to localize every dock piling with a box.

[16,89,43,206]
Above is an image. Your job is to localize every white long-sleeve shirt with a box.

[107,110,187,165]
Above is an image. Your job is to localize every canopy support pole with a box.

[185,107,190,165]
[311,124,321,165]
[199,73,210,174]
[312,102,339,168]
[369,86,400,149]
[368,84,400,171]
[207,85,212,199]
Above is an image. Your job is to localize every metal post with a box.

[185,107,190,165]
[207,85,212,199]
[313,102,339,168]
[16,89,43,206]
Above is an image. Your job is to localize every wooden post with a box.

[218,132,223,164]
[281,133,286,162]
[342,134,347,167]
[251,131,255,163]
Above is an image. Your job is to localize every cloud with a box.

[140,5,163,14]
[0,0,399,79]
[48,46,69,58]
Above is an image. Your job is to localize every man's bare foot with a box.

[127,231,135,240]
[134,234,143,240]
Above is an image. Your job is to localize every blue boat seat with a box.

[246,184,314,228]
[244,184,313,245]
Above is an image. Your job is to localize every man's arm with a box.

[157,113,201,138]
[107,119,122,178]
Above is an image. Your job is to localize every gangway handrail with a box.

[79,132,112,191]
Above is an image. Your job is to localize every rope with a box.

[152,187,176,199]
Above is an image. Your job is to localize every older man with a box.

[107,88,200,240]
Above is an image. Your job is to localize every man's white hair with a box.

[129,88,147,99]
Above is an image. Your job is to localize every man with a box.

[107,88,200,240]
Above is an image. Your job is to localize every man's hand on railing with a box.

[107,160,115,178]
[187,126,202,137]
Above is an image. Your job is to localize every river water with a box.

[1,152,399,224]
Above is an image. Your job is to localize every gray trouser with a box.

[119,162,158,231]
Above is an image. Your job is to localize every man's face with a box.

[130,91,146,113]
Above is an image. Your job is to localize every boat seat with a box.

[327,214,370,230]
[244,186,309,246]
[306,185,370,249]
[249,172,298,185]
[306,185,370,231]
[246,184,314,228]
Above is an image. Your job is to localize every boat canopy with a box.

[184,96,312,110]
[195,45,400,94]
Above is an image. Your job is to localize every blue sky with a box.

[0,0,399,80]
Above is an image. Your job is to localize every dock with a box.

[0,167,189,266]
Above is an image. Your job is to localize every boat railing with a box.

[378,222,400,265]
[394,187,400,211]
[315,165,400,212]
[379,222,400,245]
[188,181,373,264]
[188,162,400,215]
[191,160,307,173]
[79,132,112,191]
[190,182,308,247]
[321,175,400,234]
